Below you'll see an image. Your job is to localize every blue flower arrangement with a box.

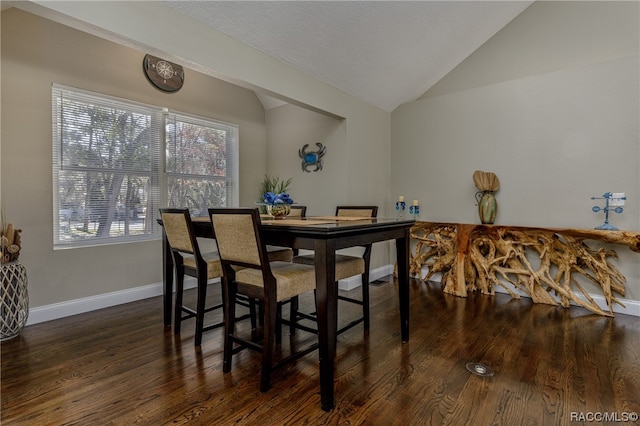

[262,191,294,205]
[261,191,294,219]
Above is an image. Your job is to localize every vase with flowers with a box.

[262,191,294,219]
[257,175,295,218]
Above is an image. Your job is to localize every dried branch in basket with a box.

[1,214,22,263]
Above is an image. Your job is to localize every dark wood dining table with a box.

[160,215,415,411]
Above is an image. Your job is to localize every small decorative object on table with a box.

[410,200,420,219]
[591,192,626,230]
[395,196,406,219]
[258,175,292,213]
[473,170,500,224]
[262,192,294,219]
[1,214,28,341]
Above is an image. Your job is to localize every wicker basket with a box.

[1,261,29,341]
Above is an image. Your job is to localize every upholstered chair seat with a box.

[293,254,364,282]
[292,205,378,335]
[209,207,319,393]
[182,252,223,278]
[161,208,256,347]
[235,261,316,301]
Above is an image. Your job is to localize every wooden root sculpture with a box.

[410,222,640,316]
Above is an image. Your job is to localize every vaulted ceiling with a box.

[4,1,534,112]
[163,1,533,112]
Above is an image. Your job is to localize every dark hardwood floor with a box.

[2,276,639,425]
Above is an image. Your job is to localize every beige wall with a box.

[391,1,640,307]
[9,1,633,319]
[264,104,390,268]
[1,3,392,320]
[265,104,346,216]
[422,1,639,99]
[264,103,393,268]
[1,9,268,307]
[14,1,391,212]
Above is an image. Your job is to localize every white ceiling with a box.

[164,1,533,112]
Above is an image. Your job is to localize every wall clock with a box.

[143,54,184,93]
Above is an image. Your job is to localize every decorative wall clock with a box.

[143,54,184,93]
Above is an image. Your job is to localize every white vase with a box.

[1,261,29,341]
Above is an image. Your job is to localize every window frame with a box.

[52,84,239,249]
[164,110,239,217]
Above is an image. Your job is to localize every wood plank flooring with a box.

[2,277,639,425]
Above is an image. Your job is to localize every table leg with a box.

[162,229,174,327]
[314,239,337,411]
[396,228,410,342]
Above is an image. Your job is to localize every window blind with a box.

[52,84,239,248]
[165,111,239,216]
[52,85,163,247]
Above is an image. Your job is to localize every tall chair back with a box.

[289,205,307,218]
[162,209,199,257]
[209,207,318,392]
[336,206,378,218]
[212,211,265,268]
[160,208,225,346]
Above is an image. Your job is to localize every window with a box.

[165,112,238,216]
[52,85,238,248]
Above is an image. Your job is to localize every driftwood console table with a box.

[410,222,640,316]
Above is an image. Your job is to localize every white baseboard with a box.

[490,282,640,317]
[26,277,206,326]
[420,267,640,317]
[26,263,639,326]
[338,264,394,291]
[27,266,393,325]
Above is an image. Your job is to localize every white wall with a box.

[391,1,640,312]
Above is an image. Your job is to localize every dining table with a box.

[159,214,415,411]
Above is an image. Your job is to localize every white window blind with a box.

[52,85,239,249]
[165,112,239,216]
[53,85,162,247]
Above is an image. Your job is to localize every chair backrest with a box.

[160,208,200,258]
[335,206,378,254]
[208,208,268,269]
[335,206,378,219]
[289,205,307,218]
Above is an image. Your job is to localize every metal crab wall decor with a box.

[299,142,326,172]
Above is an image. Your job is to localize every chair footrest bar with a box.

[281,319,318,335]
[337,295,363,305]
[337,317,364,335]
[203,303,224,313]
[231,336,263,353]
[180,307,197,321]
[272,343,319,371]
[202,321,225,332]
[294,312,318,322]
